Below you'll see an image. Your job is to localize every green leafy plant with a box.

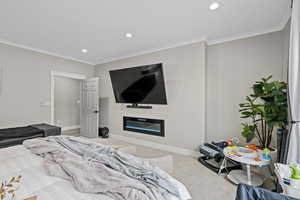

[0,175,21,200]
[239,76,288,149]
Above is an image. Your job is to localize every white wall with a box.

[206,31,287,143]
[95,42,206,151]
[54,76,81,127]
[0,43,94,128]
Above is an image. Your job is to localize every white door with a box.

[80,77,99,138]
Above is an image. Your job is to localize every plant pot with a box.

[277,128,289,163]
[270,148,278,163]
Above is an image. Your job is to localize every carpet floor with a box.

[91,137,237,200]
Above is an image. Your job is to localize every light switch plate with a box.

[40,101,51,107]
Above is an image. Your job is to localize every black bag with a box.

[98,127,109,138]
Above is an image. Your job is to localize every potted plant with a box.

[239,76,288,151]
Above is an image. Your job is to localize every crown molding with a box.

[0,39,95,65]
[278,8,292,30]
[95,37,207,65]
[207,27,281,46]
[207,11,291,46]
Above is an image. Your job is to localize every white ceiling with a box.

[0,0,291,65]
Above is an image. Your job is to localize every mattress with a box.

[0,143,189,200]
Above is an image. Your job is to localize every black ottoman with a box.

[31,123,61,137]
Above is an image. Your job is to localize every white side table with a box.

[221,147,271,186]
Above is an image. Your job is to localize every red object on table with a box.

[247,145,258,151]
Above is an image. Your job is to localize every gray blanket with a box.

[23,136,190,200]
[235,184,299,200]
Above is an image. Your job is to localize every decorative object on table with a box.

[231,137,240,146]
[232,147,257,158]
[98,127,109,138]
[239,76,288,155]
[0,175,21,200]
[227,145,238,150]
[246,144,258,151]
[262,148,271,161]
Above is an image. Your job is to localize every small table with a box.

[221,147,271,186]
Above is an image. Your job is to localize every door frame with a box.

[50,71,87,126]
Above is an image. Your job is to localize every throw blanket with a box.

[235,184,299,200]
[23,136,190,200]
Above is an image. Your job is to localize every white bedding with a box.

[0,144,190,200]
[0,145,114,200]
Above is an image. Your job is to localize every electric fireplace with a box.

[123,116,164,137]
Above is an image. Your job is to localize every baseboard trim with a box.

[62,125,80,131]
[111,134,197,156]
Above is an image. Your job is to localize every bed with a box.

[0,137,191,200]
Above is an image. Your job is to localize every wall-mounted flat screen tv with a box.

[109,63,167,105]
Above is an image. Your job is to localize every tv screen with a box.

[109,63,167,105]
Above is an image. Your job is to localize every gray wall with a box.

[206,31,287,143]
[0,26,289,149]
[99,97,110,127]
[0,43,94,128]
[95,42,207,151]
[54,76,81,127]
[282,20,291,81]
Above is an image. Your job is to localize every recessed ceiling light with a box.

[125,33,133,38]
[209,2,219,10]
[81,49,88,53]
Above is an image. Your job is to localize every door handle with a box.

[94,110,99,114]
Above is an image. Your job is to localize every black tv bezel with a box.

[109,63,168,105]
